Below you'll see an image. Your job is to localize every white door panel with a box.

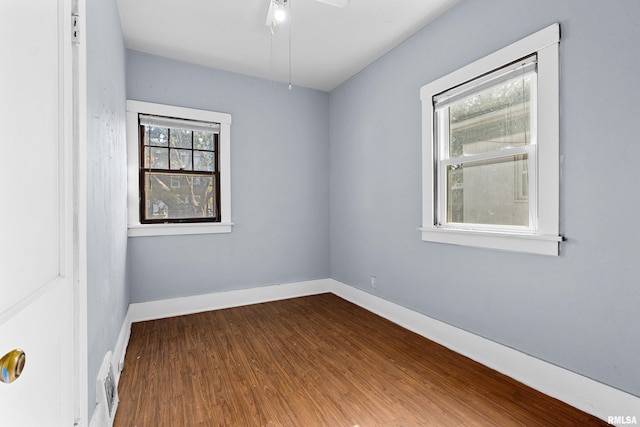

[0,0,76,425]
[0,280,73,425]
[0,0,62,314]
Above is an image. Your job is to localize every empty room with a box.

[2,0,639,426]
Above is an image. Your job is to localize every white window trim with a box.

[420,24,561,256]
[126,100,233,237]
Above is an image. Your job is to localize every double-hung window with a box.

[126,101,232,236]
[139,114,220,224]
[420,24,561,255]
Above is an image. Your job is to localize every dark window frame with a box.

[138,118,221,224]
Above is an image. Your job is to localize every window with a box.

[127,101,232,236]
[139,115,219,223]
[435,55,536,229]
[420,24,561,255]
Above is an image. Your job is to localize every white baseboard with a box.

[111,277,640,426]
[112,307,132,383]
[127,278,331,322]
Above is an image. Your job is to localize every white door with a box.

[0,0,77,425]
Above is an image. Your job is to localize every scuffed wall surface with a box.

[86,0,128,414]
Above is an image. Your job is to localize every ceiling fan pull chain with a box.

[288,0,293,90]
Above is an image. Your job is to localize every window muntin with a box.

[139,115,220,224]
[434,56,537,231]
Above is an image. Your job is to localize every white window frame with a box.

[126,100,233,237]
[420,24,561,256]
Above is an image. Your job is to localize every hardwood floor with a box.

[114,293,609,426]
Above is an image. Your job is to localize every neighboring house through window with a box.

[420,24,561,255]
[126,100,232,236]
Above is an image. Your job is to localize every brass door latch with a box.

[0,349,26,384]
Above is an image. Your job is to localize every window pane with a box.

[144,172,216,220]
[143,147,168,169]
[193,150,214,172]
[446,154,528,226]
[448,75,533,159]
[170,149,192,170]
[170,129,192,148]
[144,126,168,147]
[194,131,214,151]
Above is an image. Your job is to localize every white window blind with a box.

[433,55,537,109]
[139,114,221,133]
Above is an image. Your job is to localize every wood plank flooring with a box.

[114,293,609,426]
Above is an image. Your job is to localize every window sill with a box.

[420,227,562,256]
[128,222,234,237]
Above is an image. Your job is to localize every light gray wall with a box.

[329,0,640,397]
[86,0,129,414]
[126,51,330,303]
[119,0,638,400]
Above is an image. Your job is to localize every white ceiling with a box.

[117,0,458,92]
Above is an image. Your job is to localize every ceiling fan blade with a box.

[315,0,349,8]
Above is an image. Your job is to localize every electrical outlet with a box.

[370,275,377,288]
